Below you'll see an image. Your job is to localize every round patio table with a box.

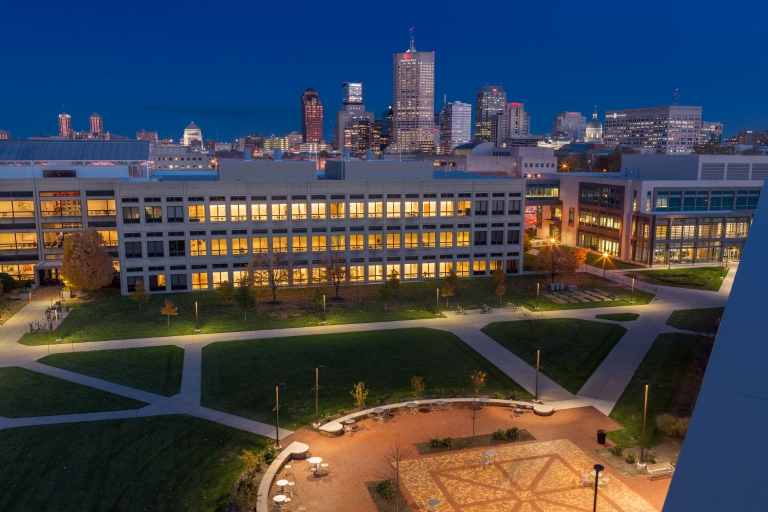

[589,470,604,479]
[373,407,386,420]
[406,402,418,413]
[428,498,441,507]
[344,419,356,424]
[276,479,288,493]
[273,495,286,503]
[308,456,322,466]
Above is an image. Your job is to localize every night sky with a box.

[1,0,766,142]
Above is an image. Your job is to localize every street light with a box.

[436,287,440,316]
[313,366,325,427]
[630,277,635,304]
[602,252,609,278]
[534,346,541,403]
[535,282,540,310]
[322,294,327,324]
[593,463,604,511]
[194,301,201,333]
[55,308,62,344]
[274,382,287,449]
[640,380,650,467]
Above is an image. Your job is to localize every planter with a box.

[636,462,647,472]
[312,422,322,429]
[19,291,31,301]
[61,290,71,300]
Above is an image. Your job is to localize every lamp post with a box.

[534,346,541,403]
[640,380,650,467]
[436,287,440,316]
[535,282,540,310]
[602,252,609,277]
[322,294,327,324]
[194,301,201,333]
[274,382,287,449]
[313,365,325,427]
[55,308,62,344]
[592,463,604,511]
[630,278,635,304]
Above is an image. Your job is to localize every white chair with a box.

[444,401,453,411]
[430,404,440,413]
[287,481,299,497]
[581,474,592,488]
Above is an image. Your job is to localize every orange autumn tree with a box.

[60,228,115,292]
[160,299,178,327]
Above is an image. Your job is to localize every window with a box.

[330,203,345,219]
[292,236,307,252]
[568,207,574,227]
[368,233,382,249]
[0,232,37,250]
[166,206,183,223]
[96,230,118,247]
[457,200,471,216]
[457,231,470,247]
[349,265,364,282]
[455,261,469,276]
[474,201,488,216]
[439,201,453,217]
[292,268,308,285]
[271,204,288,220]
[124,241,142,259]
[439,231,453,247]
[404,202,419,217]
[231,204,247,221]
[232,270,247,286]
[366,201,384,219]
[253,237,268,253]
[144,206,162,223]
[386,202,401,218]
[507,230,520,244]
[187,205,205,222]
[422,201,437,217]
[273,236,288,253]
[473,260,487,275]
[191,272,209,290]
[474,231,487,246]
[169,240,186,257]
[349,202,364,219]
[190,239,207,256]
[209,205,226,222]
[491,200,505,215]
[0,200,34,219]
[422,262,435,278]
[330,235,345,251]
[251,204,267,221]
[421,232,436,248]
[40,200,81,217]
[211,272,228,287]
[86,199,115,216]
[311,203,326,220]
[122,206,140,224]
[387,233,401,249]
[491,231,504,245]
[439,262,454,277]
[311,236,326,252]
[291,203,307,220]
[146,241,164,258]
[349,234,364,250]
[368,264,383,281]
[232,238,248,255]
[403,263,419,280]
[170,274,187,290]
[386,265,400,279]
[148,274,166,292]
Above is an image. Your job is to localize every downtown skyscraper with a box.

[301,88,323,143]
[391,31,434,153]
[440,100,472,154]
[58,112,72,139]
[90,112,103,133]
[474,85,506,142]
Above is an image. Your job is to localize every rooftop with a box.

[0,140,150,161]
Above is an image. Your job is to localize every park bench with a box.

[646,462,675,480]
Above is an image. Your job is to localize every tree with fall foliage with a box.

[492,267,507,305]
[60,228,114,292]
[533,244,587,284]
[250,252,291,303]
[160,299,178,327]
[129,281,150,311]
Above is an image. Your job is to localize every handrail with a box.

[580,265,657,295]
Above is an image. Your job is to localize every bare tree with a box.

[250,252,292,303]
[378,435,412,512]
[582,151,599,173]
[320,252,347,299]
[519,309,543,338]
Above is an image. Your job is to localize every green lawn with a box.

[625,267,728,292]
[585,252,644,270]
[0,415,265,511]
[481,319,627,394]
[202,327,530,430]
[608,333,714,448]
[666,307,725,332]
[0,367,146,417]
[595,313,640,322]
[39,346,185,397]
[18,274,653,346]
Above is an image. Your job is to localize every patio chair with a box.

[443,401,452,411]
[283,464,294,478]
[287,481,299,497]
[430,404,440,413]
[480,458,490,470]
[298,507,307,512]
[366,412,375,422]
[581,474,592,488]
[398,405,407,415]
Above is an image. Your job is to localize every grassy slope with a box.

[0,416,265,511]
[0,367,146,417]
[665,307,725,331]
[585,252,644,270]
[626,267,728,292]
[40,346,185,397]
[481,319,627,394]
[202,327,530,430]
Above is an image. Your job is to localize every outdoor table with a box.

[308,456,322,470]
[373,407,386,420]
[435,400,445,411]
[484,450,497,462]
[273,495,287,503]
[427,498,441,510]
[589,469,604,479]
[276,479,289,493]
[406,402,418,414]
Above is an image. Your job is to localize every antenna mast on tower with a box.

[409,27,415,52]
[673,88,680,105]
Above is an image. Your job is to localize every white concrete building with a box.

[182,122,203,147]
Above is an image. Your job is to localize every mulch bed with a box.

[413,430,535,456]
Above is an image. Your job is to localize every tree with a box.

[310,288,324,314]
[557,156,581,173]
[468,370,488,440]
[411,376,426,396]
[523,232,532,253]
[379,269,400,312]
[250,252,291,303]
[60,228,114,292]
[160,299,178,327]
[216,280,234,303]
[378,435,411,512]
[581,151,599,173]
[533,244,587,284]
[0,272,15,292]
[350,382,369,407]
[129,281,150,311]
[445,267,458,294]
[520,309,543,337]
[440,281,454,308]
[318,150,331,158]
[321,253,347,299]
[741,148,764,156]
[234,279,256,321]
[493,267,507,305]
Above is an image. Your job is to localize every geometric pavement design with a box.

[400,439,658,511]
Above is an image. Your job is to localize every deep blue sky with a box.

[2,1,766,142]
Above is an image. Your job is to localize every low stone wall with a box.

[255,441,309,512]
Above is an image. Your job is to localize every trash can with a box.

[597,429,607,444]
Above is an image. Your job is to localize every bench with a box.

[646,462,675,480]
[533,405,555,416]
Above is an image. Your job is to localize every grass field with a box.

[0,367,146,417]
[201,327,530,430]
[595,313,640,322]
[40,346,185,397]
[625,266,728,292]
[18,273,652,345]
[0,415,265,511]
[608,333,714,447]
[585,252,644,271]
[665,307,725,332]
[481,319,627,394]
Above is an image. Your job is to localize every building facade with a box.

[440,101,472,154]
[136,130,158,143]
[90,113,103,134]
[506,103,530,137]
[391,35,435,153]
[58,113,72,139]
[699,121,723,145]
[474,86,506,143]
[301,88,323,144]
[0,130,10,140]
[552,112,585,139]
[334,82,373,152]
[603,105,702,154]
[584,110,603,143]
[183,122,203,147]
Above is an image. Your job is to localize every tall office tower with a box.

[585,108,603,143]
[391,30,435,153]
[301,88,323,143]
[474,86,506,142]
[379,107,393,151]
[183,122,203,147]
[335,82,373,151]
[440,100,472,154]
[90,113,103,133]
[506,102,530,137]
[603,105,702,154]
[58,113,72,139]
[552,111,585,139]
[136,130,159,142]
[699,122,723,145]
[343,115,380,153]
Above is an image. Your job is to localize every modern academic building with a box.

[0,140,526,294]
[529,154,767,266]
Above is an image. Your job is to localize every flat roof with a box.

[0,140,150,161]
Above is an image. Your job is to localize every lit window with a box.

[190,239,206,256]
[386,233,401,249]
[404,202,419,218]
[273,236,288,252]
[349,265,365,282]
[439,201,454,217]
[330,235,345,251]
[86,199,115,216]
[455,261,469,276]
[368,233,382,249]
[421,232,436,248]
[209,205,226,222]
[456,231,470,247]
[403,232,418,248]
[251,204,267,221]
[212,272,228,287]
[311,236,326,252]
[368,264,383,281]
[439,232,453,247]
[191,272,209,290]
[330,203,345,219]
[349,202,364,218]
[292,236,307,252]
[231,204,247,221]
[311,267,324,283]
[368,202,383,218]
[97,230,118,246]
[422,262,435,278]
[422,201,437,217]
[349,234,364,250]
[439,262,454,277]
[291,203,307,220]
[232,238,248,255]
[457,200,471,216]
[271,204,288,220]
[311,203,326,220]
[292,268,308,285]
[252,237,268,253]
[188,205,205,222]
[386,202,401,218]
[403,263,419,279]
[210,238,228,256]
[473,260,487,275]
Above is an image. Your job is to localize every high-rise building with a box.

[205,139,216,150]
[603,105,702,154]
[0,130,10,140]
[301,88,323,143]
[440,100,472,154]
[335,82,373,151]
[136,130,159,143]
[391,31,434,153]
[58,113,72,139]
[585,108,603,143]
[183,122,203,147]
[379,107,393,151]
[342,82,363,104]
[343,115,380,153]
[699,122,723,145]
[90,113,103,133]
[552,111,585,139]
[474,86,506,142]
[286,131,303,150]
[506,103,530,137]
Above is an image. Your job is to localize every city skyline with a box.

[1,1,767,142]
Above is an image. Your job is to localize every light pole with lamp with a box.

[322,294,327,325]
[534,346,542,403]
[55,308,62,344]
[639,380,650,470]
[602,252,609,278]
[274,382,287,449]
[592,463,604,512]
[436,287,440,317]
[194,301,201,333]
[535,283,540,310]
[630,277,635,304]
[313,366,325,428]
